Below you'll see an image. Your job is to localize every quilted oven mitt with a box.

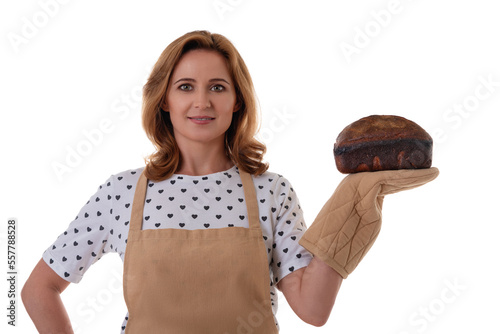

[299,167,439,279]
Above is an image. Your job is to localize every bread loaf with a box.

[333,115,433,174]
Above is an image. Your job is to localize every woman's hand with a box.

[22,258,74,334]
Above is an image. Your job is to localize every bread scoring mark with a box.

[373,156,382,171]
[397,151,405,168]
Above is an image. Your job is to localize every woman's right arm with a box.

[22,258,74,334]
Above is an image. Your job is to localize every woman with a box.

[22,30,343,333]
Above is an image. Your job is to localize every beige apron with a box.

[123,169,279,333]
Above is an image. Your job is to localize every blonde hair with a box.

[142,30,268,181]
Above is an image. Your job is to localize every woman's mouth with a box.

[188,116,215,124]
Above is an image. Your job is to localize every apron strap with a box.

[239,170,261,230]
[129,171,148,232]
[129,168,261,231]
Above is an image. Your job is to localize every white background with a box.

[1,0,499,333]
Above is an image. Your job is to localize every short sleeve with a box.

[270,176,313,284]
[42,176,115,283]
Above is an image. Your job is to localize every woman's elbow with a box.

[308,319,328,327]
[300,311,331,327]
[21,280,33,304]
[21,277,40,310]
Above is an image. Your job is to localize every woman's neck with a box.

[176,140,233,176]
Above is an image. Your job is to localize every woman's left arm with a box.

[277,256,342,327]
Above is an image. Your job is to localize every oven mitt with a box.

[299,167,439,279]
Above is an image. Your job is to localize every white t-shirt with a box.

[43,165,313,331]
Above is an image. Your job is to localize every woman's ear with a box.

[233,99,242,113]
[160,101,169,112]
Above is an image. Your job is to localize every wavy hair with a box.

[142,30,268,181]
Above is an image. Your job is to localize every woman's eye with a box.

[179,84,192,91]
[211,85,225,92]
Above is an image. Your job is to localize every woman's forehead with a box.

[171,49,232,82]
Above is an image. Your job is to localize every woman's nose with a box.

[194,92,211,109]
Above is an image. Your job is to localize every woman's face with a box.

[164,49,237,150]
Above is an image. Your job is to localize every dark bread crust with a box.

[334,115,433,174]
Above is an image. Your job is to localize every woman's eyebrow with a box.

[173,78,195,85]
[209,78,231,85]
[173,78,231,85]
